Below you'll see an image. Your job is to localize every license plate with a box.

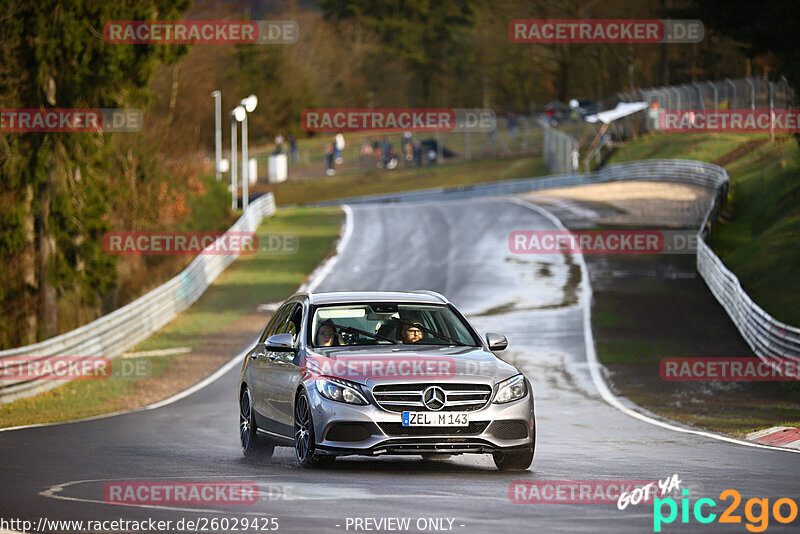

[402,411,469,427]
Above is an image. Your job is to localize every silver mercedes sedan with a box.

[238,290,535,470]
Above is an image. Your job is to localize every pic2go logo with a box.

[653,489,799,532]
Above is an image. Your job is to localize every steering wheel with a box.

[340,329,357,346]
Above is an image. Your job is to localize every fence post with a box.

[746,78,756,110]
[692,82,705,110]
[769,80,775,142]
[725,78,736,108]
[708,81,718,112]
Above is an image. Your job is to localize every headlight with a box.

[315,376,368,405]
[494,374,527,404]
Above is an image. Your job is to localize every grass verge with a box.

[608,132,800,325]
[594,132,800,436]
[0,207,343,428]
[591,254,800,436]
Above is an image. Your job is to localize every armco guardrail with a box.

[310,159,799,366]
[0,193,276,403]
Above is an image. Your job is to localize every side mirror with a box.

[486,333,508,351]
[265,333,296,352]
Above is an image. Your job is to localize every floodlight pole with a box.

[212,91,222,181]
[230,112,238,211]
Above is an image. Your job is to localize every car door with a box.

[262,301,306,437]
[249,302,292,424]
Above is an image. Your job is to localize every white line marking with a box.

[0,206,351,433]
[300,204,353,293]
[39,475,501,512]
[509,197,800,455]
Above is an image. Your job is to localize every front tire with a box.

[240,387,274,457]
[493,446,533,470]
[294,390,335,468]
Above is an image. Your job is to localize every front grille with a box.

[489,420,529,440]
[378,421,489,437]
[372,383,492,413]
[324,423,372,442]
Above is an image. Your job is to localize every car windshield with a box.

[310,303,478,348]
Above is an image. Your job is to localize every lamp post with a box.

[231,106,246,211]
[211,90,222,181]
[239,95,258,212]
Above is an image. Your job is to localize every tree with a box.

[0,0,191,345]
[319,0,475,105]
[679,0,800,91]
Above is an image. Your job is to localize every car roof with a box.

[300,290,449,306]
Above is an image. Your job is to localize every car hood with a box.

[305,345,519,386]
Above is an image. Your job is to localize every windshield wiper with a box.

[392,319,469,346]
[338,325,398,344]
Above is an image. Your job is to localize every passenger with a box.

[400,321,425,344]
[316,320,344,347]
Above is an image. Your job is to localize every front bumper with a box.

[306,381,535,456]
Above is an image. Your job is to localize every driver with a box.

[400,321,424,344]
[316,320,344,347]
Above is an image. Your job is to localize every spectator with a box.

[427,147,437,166]
[274,133,284,155]
[380,136,395,169]
[288,135,298,162]
[324,142,336,176]
[360,138,373,169]
[334,133,345,164]
[507,111,518,137]
[413,140,423,167]
[401,132,413,166]
[372,136,382,164]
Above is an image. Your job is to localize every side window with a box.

[259,303,292,343]
[279,304,304,344]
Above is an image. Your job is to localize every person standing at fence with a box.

[288,134,298,163]
[372,136,382,164]
[507,111,518,137]
[324,142,336,176]
[401,132,413,167]
[274,133,284,155]
[334,133,345,164]
[360,138,373,169]
[413,140,423,167]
